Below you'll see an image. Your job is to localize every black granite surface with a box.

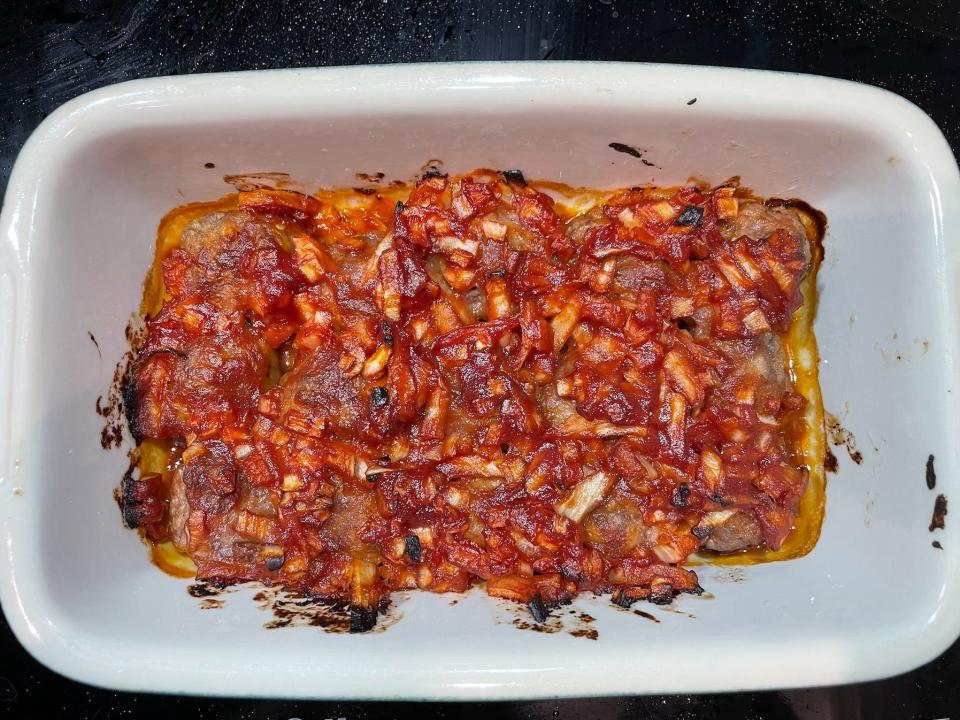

[1,1,958,717]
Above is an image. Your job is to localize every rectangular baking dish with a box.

[1,62,958,699]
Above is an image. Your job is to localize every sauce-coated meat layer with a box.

[123,171,820,629]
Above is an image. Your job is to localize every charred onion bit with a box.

[502,169,528,187]
[124,176,815,629]
[405,533,423,563]
[674,205,704,227]
[371,386,389,409]
[528,593,550,624]
[350,604,379,633]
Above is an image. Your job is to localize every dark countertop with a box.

[1,1,958,717]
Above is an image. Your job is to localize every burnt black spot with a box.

[634,609,661,623]
[204,162,216,169]
[120,350,183,447]
[100,422,123,450]
[110,344,143,450]
[675,205,704,227]
[528,594,549,623]
[119,462,141,528]
[121,374,141,442]
[88,331,101,358]
[691,525,710,540]
[264,554,285,571]
[927,454,937,490]
[612,591,634,609]
[824,447,839,473]
[382,323,394,346]
[671,483,689,507]
[933,541,944,550]
[259,592,355,632]
[511,617,558,634]
[421,166,446,179]
[353,187,377,196]
[349,604,379,633]
[261,594,396,633]
[500,443,510,454]
[502,169,527,187]
[371,386,389,409]
[930,494,948,532]
[395,200,406,216]
[608,142,644,159]
[686,98,697,105]
[188,581,226,598]
[405,534,422,563]
[648,586,675,605]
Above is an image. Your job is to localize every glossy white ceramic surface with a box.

[1,62,958,699]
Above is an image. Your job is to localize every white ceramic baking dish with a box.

[1,62,958,699]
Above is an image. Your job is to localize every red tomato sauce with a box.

[121,170,824,630]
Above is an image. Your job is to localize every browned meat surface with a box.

[276,340,368,437]
[166,468,190,552]
[721,201,811,271]
[698,510,765,552]
[714,333,789,408]
[124,212,305,442]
